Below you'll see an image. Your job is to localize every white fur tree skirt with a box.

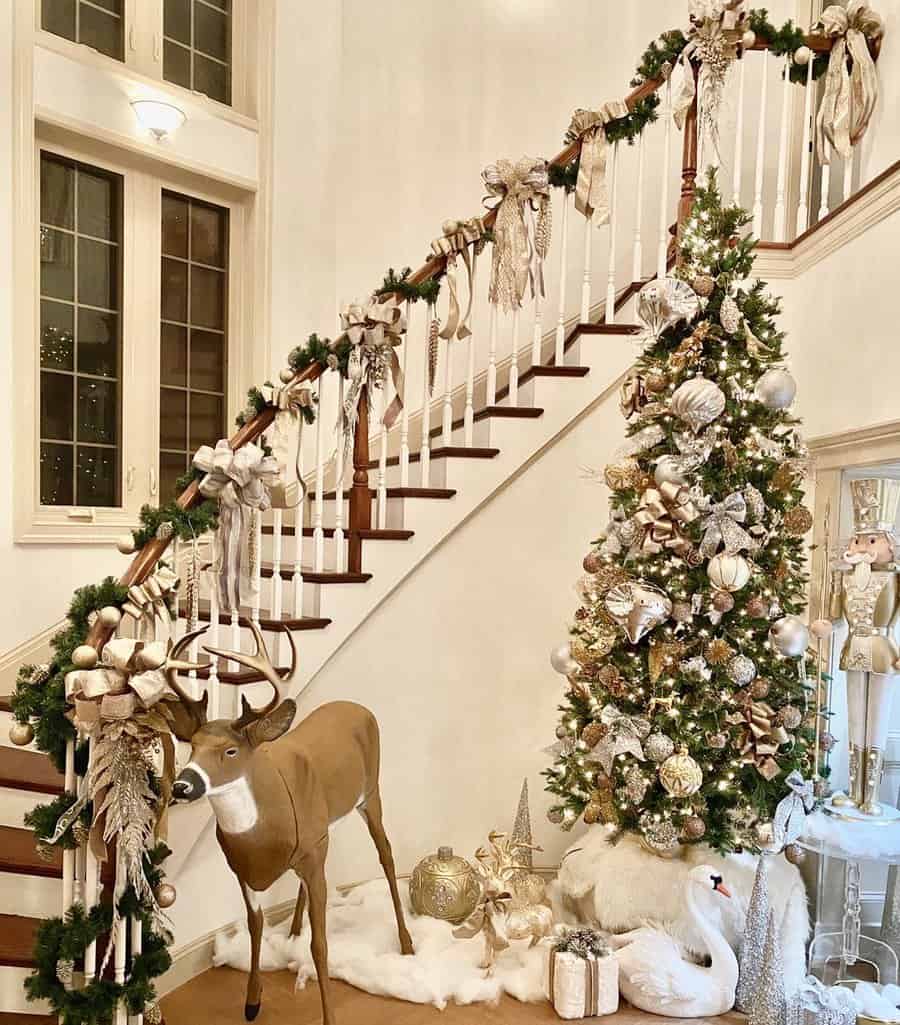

[213,880,548,1008]
[802,809,900,862]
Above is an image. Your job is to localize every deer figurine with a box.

[167,623,413,1024]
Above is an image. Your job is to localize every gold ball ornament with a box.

[583,551,603,574]
[708,552,751,593]
[98,605,122,629]
[645,370,668,394]
[409,847,480,923]
[115,533,136,555]
[155,883,177,909]
[784,843,806,866]
[604,458,641,492]
[683,816,707,840]
[659,748,703,798]
[71,645,98,670]
[713,590,735,613]
[794,44,812,66]
[9,721,34,746]
[278,367,295,384]
[742,28,757,48]
[778,704,803,730]
[691,274,715,298]
[581,722,608,749]
[783,506,813,537]
[810,618,834,640]
[745,595,770,619]
[583,802,603,825]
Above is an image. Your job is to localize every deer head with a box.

[171,622,297,804]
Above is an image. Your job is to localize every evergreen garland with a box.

[24,792,91,851]
[631,29,690,87]
[747,9,829,83]
[549,160,579,192]
[375,266,442,305]
[130,499,219,550]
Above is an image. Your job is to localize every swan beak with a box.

[714,881,732,899]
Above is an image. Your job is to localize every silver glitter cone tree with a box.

[510,778,534,870]
[749,908,786,1025]
[736,856,771,1011]
[543,171,814,852]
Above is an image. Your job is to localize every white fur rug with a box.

[213,880,548,1008]
[555,827,810,994]
[802,808,900,860]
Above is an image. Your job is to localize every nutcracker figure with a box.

[829,478,900,816]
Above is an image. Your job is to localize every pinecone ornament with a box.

[36,840,56,864]
[683,815,707,840]
[581,722,608,749]
[56,958,75,990]
[144,1003,164,1025]
[720,295,741,334]
[692,274,715,298]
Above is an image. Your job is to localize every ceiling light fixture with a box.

[131,99,187,141]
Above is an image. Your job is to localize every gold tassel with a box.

[428,310,440,395]
[535,198,552,260]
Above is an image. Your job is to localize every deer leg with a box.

[359,788,414,955]
[289,879,306,937]
[241,885,265,1022]
[302,852,334,1025]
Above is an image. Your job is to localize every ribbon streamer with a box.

[630,481,699,557]
[430,218,486,341]
[697,490,756,557]
[815,1,883,163]
[121,567,179,630]
[260,379,315,509]
[772,770,816,848]
[565,103,629,224]
[482,157,551,312]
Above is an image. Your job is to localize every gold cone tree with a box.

[544,171,814,854]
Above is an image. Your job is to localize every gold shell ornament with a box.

[670,377,726,433]
[636,277,701,346]
[409,847,481,924]
[659,748,703,798]
[604,581,673,644]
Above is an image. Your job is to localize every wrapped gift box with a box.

[544,945,618,1019]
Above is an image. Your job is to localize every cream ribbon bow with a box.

[65,639,171,729]
[260,379,316,509]
[566,103,629,224]
[815,1,883,163]
[430,217,486,341]
[482,157,551,312]
[120,566,179,630]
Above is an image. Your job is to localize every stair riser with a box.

[305,495,408,531]
[0,967,50,1015]
[0,873,60,920]
[0,789,48,831]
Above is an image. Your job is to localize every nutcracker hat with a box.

[850,478,900,537]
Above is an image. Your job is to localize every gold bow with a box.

[565,103,629,224]
[816,1,883,163]
[452,890,512,951]
[430,217,487,341]
[482,157,551,312]
[340,297,407,437]
[121,567,179,628]
[731,699,790,780]
[631,482,699,557]
[619,374,648,420]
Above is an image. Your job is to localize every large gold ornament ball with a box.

[71,645,98,670]
[784,843,806,866]
[783,506,813,537]
[409,847,480,924]
[645,370,668,394]
[115,533,136,555]
[707,552,751,593]
[513,873,547,906]
[278,367,295,384]
[155,883,177,909]
[9,721,34,746]
[604,458,641,492]
[659,749,703,798]
[98,605,122,629]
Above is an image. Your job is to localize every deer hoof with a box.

[244,1002,261,1021]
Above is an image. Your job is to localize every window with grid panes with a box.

[159,190,229,499]
[163,0,232,105]
[39,152,123,507]
[41,0,124,61]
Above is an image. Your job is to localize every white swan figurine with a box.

[613,864,739,1018]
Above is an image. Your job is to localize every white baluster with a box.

[732,56,746,207]
[376,378,389,527]
[508,307,520,407]
[62,739,75,911]
[114,847,128,1025]
[251,511,262,629]
[399,301,411,485]
[83,744,98,982]
[657,79,672,279]
[333,377,346,571]
[795,59,815,236]
[605,141,619,324]
[420,304,434,486]
[292,409,306,619]
[207,574,220,720]
[463,256,478,446]
[632,134,645,283]
[270,509,283,662]
[580,209,594,322]
[171,536,180,639]
[752,50,769,238]
[773,57,792,241]
[312,375,326,572]
[818,163,831,222]
[130,917,143,1025]
[441,332,454,447]
[486,304,499,405]
[73,730,86,906]
[842,153,853,203]
[554,190,571,366]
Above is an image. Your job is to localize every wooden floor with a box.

[161,966,746,1024]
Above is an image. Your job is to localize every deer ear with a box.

[245,699,296,747]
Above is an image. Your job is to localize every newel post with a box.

[676,61,701,260]
[348,385,371,574]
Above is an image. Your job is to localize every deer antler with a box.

[165,627,211,739]
[204,621,297,726]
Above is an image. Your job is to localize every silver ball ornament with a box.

[645,732,676,763]
[727,654,757,686]
[278,367,295,384]
[671,377,726,433]
[550,643,579,677]
[115,533,136,555]
[9,721,35,746]
[654,456,688,487]
[155,883,177,908]
[810,618,833,640]
[742,28,756,48]
[71,645,98,670]
[98,606,122,630]
[794,44,812,66]
[769,615,809,657]
[756,368,797,410]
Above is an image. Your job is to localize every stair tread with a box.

[0,825,62,878]
[261,567,372,584]
[317,487,456,500]
[530,365,590,377]
[0,1015,57,1024]
[0,748,64,796]
[0,913,41,968]
[473,406,543,422]
[0,695,11,714]
[365,447,499,470]
[574,322,641,334]
[178,603,331,633]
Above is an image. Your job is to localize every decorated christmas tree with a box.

[544,171,814,854]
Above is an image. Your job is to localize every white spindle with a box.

[463,257,478,446]
[796,59,815,236]
[420,304,434,486]
[632,134,645,283]
[62,739,75,911]
[441,333,454,446]
[83,740,98,982]
[508,307,520,407]
[130,917,143,1025]
[399,302,411,485]
[74,735,86,906]
[752,50,769,238]
[376,379,389,527]
[312,376,326,572]
[605,141,619,325]
[270,509,283,662]
[657,79,672,280]
[333,377,346,571]
[486,304,498,405]
[292,412,306,618]
[114,848,128,1025]
[171,537,180,638]
[207,576,220,720]
[732,57,746,207]
[580,209,594,322]
[773,57,792,241]
[251,512,262,629]
[842,154,853,203]
[555,190,571,366]
[818,163,831,222]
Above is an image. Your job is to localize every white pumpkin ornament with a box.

[115,533,136,555]
[670,378,726,433]
[756,368,797,409]
[707,553,751,593]
[71,645,98,670]
[793,44,811,66]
